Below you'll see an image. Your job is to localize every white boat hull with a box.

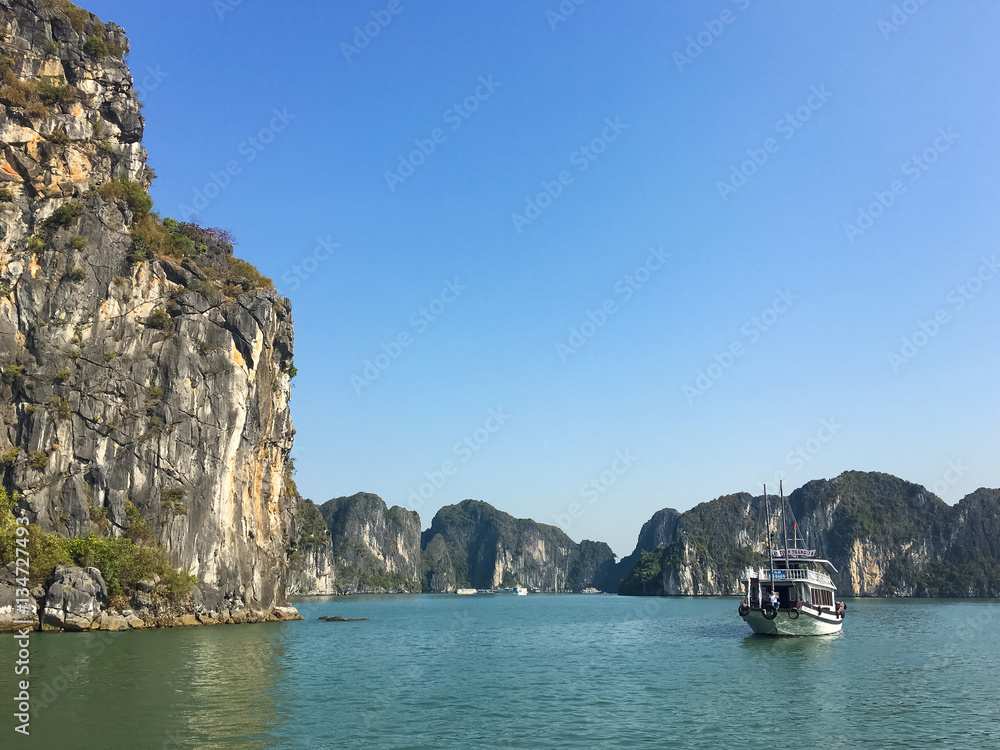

[741,607,843,637]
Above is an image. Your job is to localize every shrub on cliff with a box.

[36,76,76,105]
[84,36,108,57]
[0,489,197,600]
[44,202,83,229]
[2,364,23,385]
[145,308,172,331]
[62,535,194,599]
[41,0,90,32]
[161,488,187,517]
[99,177,152,219]
[48,127,71,145]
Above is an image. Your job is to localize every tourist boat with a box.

[738,484,846,636]
[580,587,600,594]
[512,586,528,595]
[456,588,477,595]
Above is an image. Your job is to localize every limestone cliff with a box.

[610,506,680,589]
[420,499,617,592]
[619,471,1000,598]
[285,494,336,595]
[0,0,298,627]
[288,492,422,594]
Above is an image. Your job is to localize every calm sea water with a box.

[2,595,1000,749]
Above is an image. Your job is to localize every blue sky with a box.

[86,0,1000,557]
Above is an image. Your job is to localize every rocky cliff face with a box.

[420,532,456,592]
[288,492,422,594]
[420,499,617,592]
[620,471,1000,597]
[611,507,680,588]
[0,0,297,623]
[286,494,336,595]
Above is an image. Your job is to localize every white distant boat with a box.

[456,588,477,595]
[581,587,600,594]
[512,586,528,595]
[739,483,846,637]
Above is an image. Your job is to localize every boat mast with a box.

[763,485,774,589]
[780,480,791,556]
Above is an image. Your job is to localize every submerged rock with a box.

[317,616,369,622]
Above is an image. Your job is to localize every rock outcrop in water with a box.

[0,0,299,630]
[420,499,617,592]
[287,492,422,594]
[619,471,1000,597]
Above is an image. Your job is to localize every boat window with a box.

[810,588,833,607]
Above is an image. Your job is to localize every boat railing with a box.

[742,567,833,587]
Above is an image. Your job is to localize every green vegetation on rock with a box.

[0,488,194,599]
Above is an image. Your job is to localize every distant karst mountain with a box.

[289,496,620,595]
[420,499,617,593]
[618,471,1000,598]
[287,492,422,594]
[288,471,1000,599]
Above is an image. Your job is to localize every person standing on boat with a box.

[769,589,780,611]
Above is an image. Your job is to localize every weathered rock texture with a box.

[0,0,298,625]
[611,507,680,588]
[619,471,1000,597]
[285,494,336,595]
[421,499,617,592]
[288,493,421,594]
[40,564,106,629]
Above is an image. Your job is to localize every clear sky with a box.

[85,0,1000,557]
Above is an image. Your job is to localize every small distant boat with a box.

[739,483,846,637]
[580,587,600,594]
[456,588,477,595]
[512,586,528,595]
[531,587,541,594]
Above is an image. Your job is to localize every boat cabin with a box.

[741,548,840,613]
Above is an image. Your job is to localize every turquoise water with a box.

[2,595,1000,748]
